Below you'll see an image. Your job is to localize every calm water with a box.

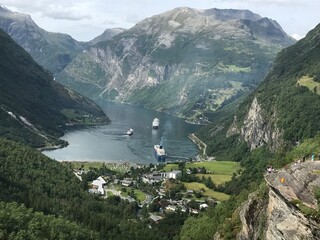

[43,101,200,165]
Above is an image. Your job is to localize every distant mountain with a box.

[57,7,295,120]
[0,29,109,147]
[89,28,126,45]
[0,5,88,74]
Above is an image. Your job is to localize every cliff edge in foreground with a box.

[237,161,320,240]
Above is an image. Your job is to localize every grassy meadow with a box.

[183,182,230,201]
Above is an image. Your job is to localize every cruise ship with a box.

[152,118,160,129]
[154,144,166,162]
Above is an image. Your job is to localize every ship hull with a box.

[154,144,166,162]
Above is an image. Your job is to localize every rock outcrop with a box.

[227,97,283,151]
[241,97,282,151]
[237,162,320,240]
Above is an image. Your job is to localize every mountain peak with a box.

[0,4,9,12]
[202,8,262,21]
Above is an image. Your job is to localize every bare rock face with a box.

[265,187,317,240]
[237,192,268,240]
[265,161,320,209]
[237,162,320,240]
[239,97,282,151]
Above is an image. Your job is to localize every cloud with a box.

[291,33,304,40]
[43,5,91,21]
[1,0,92,21]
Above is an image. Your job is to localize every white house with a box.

[92,176,107,195]
[165,170,182,179]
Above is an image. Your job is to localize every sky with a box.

[1,0,319,41]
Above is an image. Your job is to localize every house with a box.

[165,205,177,212]
[165,170,182,179]
[91,176,107,195]
[200,203,209,210]
[121,179,133,187]
[149,214,163,224]
[141,172,164,184]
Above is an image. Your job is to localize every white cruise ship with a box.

[152,118,160,129]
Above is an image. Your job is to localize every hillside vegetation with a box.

[180,23,320,240]
[0,29,109,147]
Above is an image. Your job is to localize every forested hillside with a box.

[0,138,189,239]
[0,29,109,147]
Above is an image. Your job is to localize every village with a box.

[71,160,240,223]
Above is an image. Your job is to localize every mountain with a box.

[180,23,320,240]
[89,28,126,45]
[57,7,295,120]
[0,5,88,74]
[0,29,109,147]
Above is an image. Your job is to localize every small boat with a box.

[154,144,166,162]
[126,128,134,136]
[152,118,160,129]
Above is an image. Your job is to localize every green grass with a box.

[106,191,114,197]
[183,182,229,201]
[162,164,180,172]
[134,189,147,202]
[298,76,320,95]
[118,187,146,202]
[196,174,232,185]
[186,161,240,175]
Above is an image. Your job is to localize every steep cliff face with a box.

[57,7,295,119]
[237,162,320,240]
[228,97,283,151]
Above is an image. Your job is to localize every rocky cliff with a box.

[237,161,320,240]
[227,97,283,151]
[57,7,295,120]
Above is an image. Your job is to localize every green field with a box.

[186,161,240,175]
[118,187,146,202]
[162,163,180,172]
[183,182,229,201]
[298,76,320,94]
[196,174,232,185]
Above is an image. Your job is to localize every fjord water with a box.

[43,101,200,165]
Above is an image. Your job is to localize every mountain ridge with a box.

[57,7,295,121]
[0,5,88,74]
